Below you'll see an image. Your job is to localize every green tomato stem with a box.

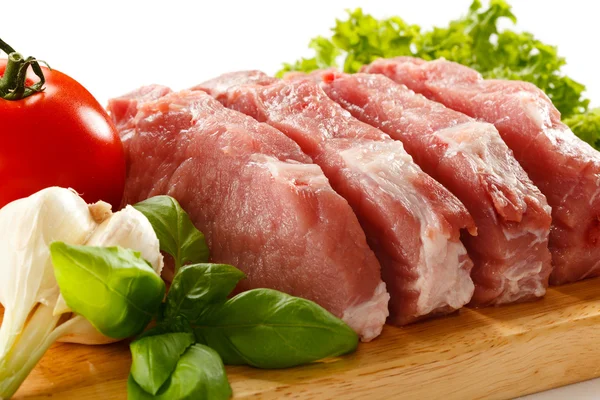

[0,52,24,97]
[0,38,47,101]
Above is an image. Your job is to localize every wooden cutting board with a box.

[5,278,600,400]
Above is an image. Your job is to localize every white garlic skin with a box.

[0,188,98,358]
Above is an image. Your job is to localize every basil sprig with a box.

[51,196,360,400]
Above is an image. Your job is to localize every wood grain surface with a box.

[5,278,600,400]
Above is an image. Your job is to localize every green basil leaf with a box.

[140,317,195,339]
[49,242,165,339]
[134,196,209,272]
[193,289,358,368]
[136,325,177,341]
[130,332,195,395]
[163,264,245,323]
[127,344,232,400]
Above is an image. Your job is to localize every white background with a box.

[3,1,599,398]
[2,0,598,108]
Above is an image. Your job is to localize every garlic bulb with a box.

[0,187,164,398]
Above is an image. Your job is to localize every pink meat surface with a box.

[364,57,600,285]
[107,88,388,341]
[319,72,552,306]
[195,73,476,325]
[191,70,278,102]
[108,84,173,146]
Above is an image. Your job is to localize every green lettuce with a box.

[279,0,600,149]
[564,108,600,149]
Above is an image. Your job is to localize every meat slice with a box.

[107,88,388,341]
[364,57,600,285]
[108,84,173,159]
[195,73,476,325]
[317,72,552,306]
[192,70,278,102]
[109,85,173,130]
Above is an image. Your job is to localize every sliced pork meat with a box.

[195,73,476,325]
[108,84,173,157]
[318,72,552,306]
[364,57,600,285]
[191,70,277,102]
[107,88,388,341]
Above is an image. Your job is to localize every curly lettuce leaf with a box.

[564,108,600,149]
[278,37,341,78]
[279,9,419,76]
[280,0,597,148]
[417,0,588,118]
[330,9,420,73]
[415,0,516,69]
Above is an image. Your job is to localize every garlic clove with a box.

[85,205,164,276]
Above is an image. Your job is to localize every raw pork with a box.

[364,57,600,284]
[318,72,552,306]
[192,70,277,101]
[108,84,172,159]
[196,73,475,324]
[108,88,388,341]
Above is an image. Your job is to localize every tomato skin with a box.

[0,59,126,210]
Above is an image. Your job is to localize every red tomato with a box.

[0,59,126,210]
